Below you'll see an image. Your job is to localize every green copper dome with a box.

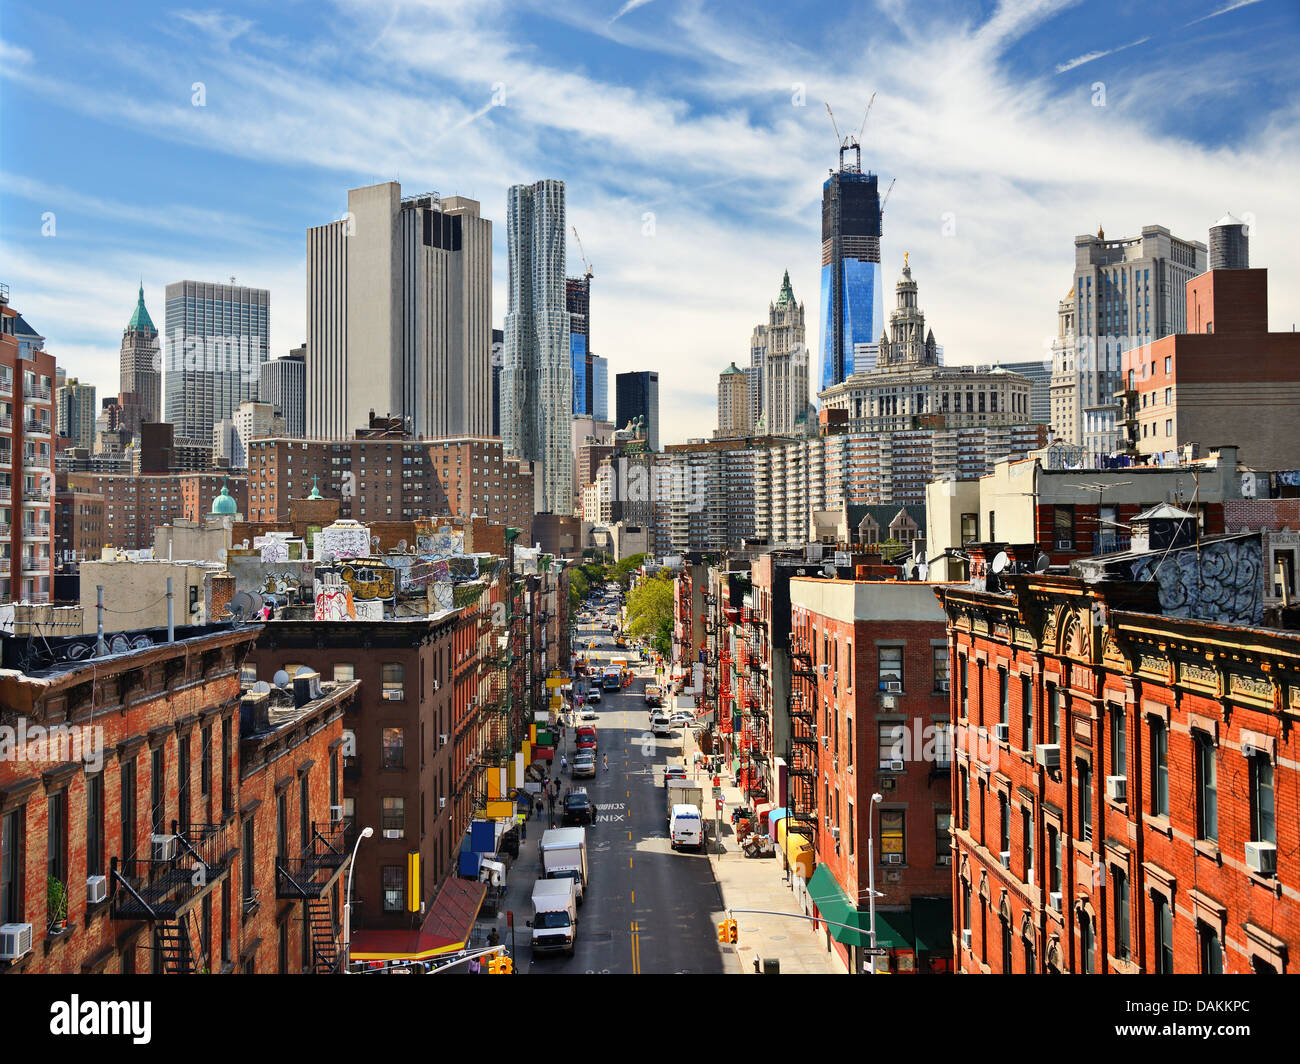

[307,475,323,500]
[776,269,795,305]
[126,282,156,333]
[211,482,238,515]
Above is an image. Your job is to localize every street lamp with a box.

[867,792,882,973]
[342,826,374,974]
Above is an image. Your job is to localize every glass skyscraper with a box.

[164,280,268,443]
[592,355,608,423]
[818,142,883,393]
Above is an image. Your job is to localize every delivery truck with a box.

[539,826,589,904]
[669,804,704,851]
[665,777,704,825]
[644,684,663,707]
[529,878,578,957]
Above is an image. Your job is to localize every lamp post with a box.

[342,825,374,973]
[867,792,882,974]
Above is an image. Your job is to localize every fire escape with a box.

[483,581,524,768]
[787,635,819,840]
[109,821,234,974]
[275,816,350,973]
[717,612,734,749]
[736,607,769,801]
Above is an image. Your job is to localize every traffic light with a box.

[487,952,513,974]
[717,918,738,944]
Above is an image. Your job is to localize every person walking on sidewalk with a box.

[602,754,609,773]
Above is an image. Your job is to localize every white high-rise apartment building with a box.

[502,179,572,515]
[305,182,492,439]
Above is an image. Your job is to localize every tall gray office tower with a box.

[164,280,269,443]
[305,182,492,438]
[502,179,571,515]
[260,345,306,437]
[615,371,659,451]
[120,283,160,435]
[1049,225,1205,459]
[591,355,609,423]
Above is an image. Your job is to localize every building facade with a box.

[119,284,161,436]
[751,271,809,436]
[716,363,752,439]
[65,473,248,551]
[259,347,306,438]
[164,280,270,444]
[615,371,659,452]
[55,378,96,451]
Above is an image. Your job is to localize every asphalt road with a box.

[525,613,731,975]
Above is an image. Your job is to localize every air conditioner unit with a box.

[938,854,952,866]
[938,679,950,692]
[960,928,972,951]
[0,923,33,962]
[439,797,448,810]
[830,826,840,841]
[1049,891,1062,912]
[1026,867,1035,888]
[879,777,897,792]
[818,664,829,678]
[881,694,897,710]
[382,829,403,840]
[999,851,1011,869]
[994,723,1009,743]
[439,734,449,746]
[151,834,178,862]
[1035,744,1061,771]
[1245,840,1277,876]
[329,804,344,822]
[1056,540,1073,550]
[86,875,108,905]
[885,853,903,865]
[885,681,902,693]
[1105,775,1127,803]
[889,759,905,772]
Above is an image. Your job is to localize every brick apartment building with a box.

[1,288,57,602]
[0,621,357,974]
[244,434,533,538]
[934,544,1298,974]
[65,472,249,551]
[1120,267,1300,469]
[789,577,955,974]
[53,487,104,567]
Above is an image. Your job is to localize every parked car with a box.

[670,711,693,726]
[650,713,673,737]
[573,752,597,779]
[563,790,595,826]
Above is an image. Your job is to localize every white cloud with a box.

[610,0,654,24]
[1186,0,1264,27]
[1055,35,1151,74]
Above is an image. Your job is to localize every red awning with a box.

[349,877,486,961]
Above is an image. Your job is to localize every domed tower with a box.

[119,282,160,435]
[211,479,240,518]
[880,256,938,368]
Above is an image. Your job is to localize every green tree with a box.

[611,553,648,588]
[626,572,674,645]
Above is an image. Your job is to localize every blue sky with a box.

[2,0,1298,443]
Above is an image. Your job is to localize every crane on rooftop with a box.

[571,225,593,281]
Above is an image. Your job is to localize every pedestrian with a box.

[535,797,543,819]
[603,754,609,773]
[488,928,500,947]
[521,818,527,842]
[561,753,568,774]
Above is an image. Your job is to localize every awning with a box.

[872,909,916,951]
[776,820,815,881]
[768,807,787,825]
[807,864,865,946]
[911,897,953,955]
[349,877,486,961]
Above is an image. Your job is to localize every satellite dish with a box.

[252,681,271,694]
[295,665,313,677]
[398,539,408,552]
[1035,552,1051,573]
[229,591,259,622]
[822,562,835,577]
[273,670,291,689]
[992,552,1009,574]
[917,562,929,581]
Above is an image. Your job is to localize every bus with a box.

[601,668,622,691]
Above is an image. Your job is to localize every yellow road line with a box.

[630,921,641,975]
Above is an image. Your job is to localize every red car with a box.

[576,727,598,753]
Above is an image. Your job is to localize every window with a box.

[878,645,903,690]
[86,774,104,878]
[382,797,406,838]
[382,728,406,769]
[960,513,978,545]
[1164,356,1172,374]
[998,667,1009,727]
[222,879,232,965]
[878,722,905,768]
[1047,824,1061,893]
[1,808,22,924]
[1165,419,1172,437]
[935,809,951,863]
[1053,506,1074,549]
[933,646,949,692]
[1154,895,1173,973]
[45,790,67,895]
[1199,922,1223,974]
[933,721,951,767]
[150,746,166,834]
[382,866,404,912]
[959,767,969,828]
[999,794,1010,853]
[1001,918,1013,974]
[200,724,212,800]
[847,801,855,856]
[276,793,288,860]
[382,663,406,700]
[846,720,853,769]
[1151,717,1169,816]
[1047,684,1060,745]
[299,775,311,852]
[222,716,233,816]
[1109,703,1126,778]
[961,881,971,938]
[1078,760,1092,842]
[1020,674,1033,749]
[1113,866,1130,962]
[1024,937,1036,975]
[178,734,191,829]
[1080,912,1095,974]
[1195,732,1217,843]
[121,757,137,872]
[1249,754,1275,845]
[1020,806,1034,882]
[879,809,904,864]
[334,663,356,682]
[959,656,969,718]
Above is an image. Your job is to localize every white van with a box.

[670,804,704,851]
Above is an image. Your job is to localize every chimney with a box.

[240,690,271,734]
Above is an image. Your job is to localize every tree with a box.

[626,572,673,645]
[611,553,648,588]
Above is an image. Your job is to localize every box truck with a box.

[529,878,577,957]
[539,826,589,904]
[665,778,704,824]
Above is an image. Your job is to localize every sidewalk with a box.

[680,721,847,975]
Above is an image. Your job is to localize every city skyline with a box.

[2,1,1298,446]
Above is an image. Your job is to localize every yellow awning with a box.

[776,818,814,880]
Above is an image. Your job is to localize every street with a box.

[501,615,736,974]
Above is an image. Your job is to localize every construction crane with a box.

[856,92,876,142]
[825,102,844,147]
[880,177,896,211]
[571,226,593,281]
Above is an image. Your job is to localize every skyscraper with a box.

[819,139,884,392]
[754,270,808,436]
[615,371,659,452]
[259,346,306,437]
[164,280,269,443]
[119,283,160,435]
[591,355,609,422]
[567,276,595,416]
[716,363,752,439]
[491,327,504,438]
[502,179,571,515]
[55,377,96,449]
[305,182,492,439]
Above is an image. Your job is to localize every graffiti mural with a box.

[314,520,372,562]
[228,555,316,603]
[314,577,355,621]
[1127,536,1263,625]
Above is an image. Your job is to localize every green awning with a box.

[872,909,915,951]
[911,897,953,954]
[807,864,866,946]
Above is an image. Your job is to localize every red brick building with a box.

[65,472,248,551]
[1120,267,1300,468]
[935,552,1299,974]
[788,577,955,974]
